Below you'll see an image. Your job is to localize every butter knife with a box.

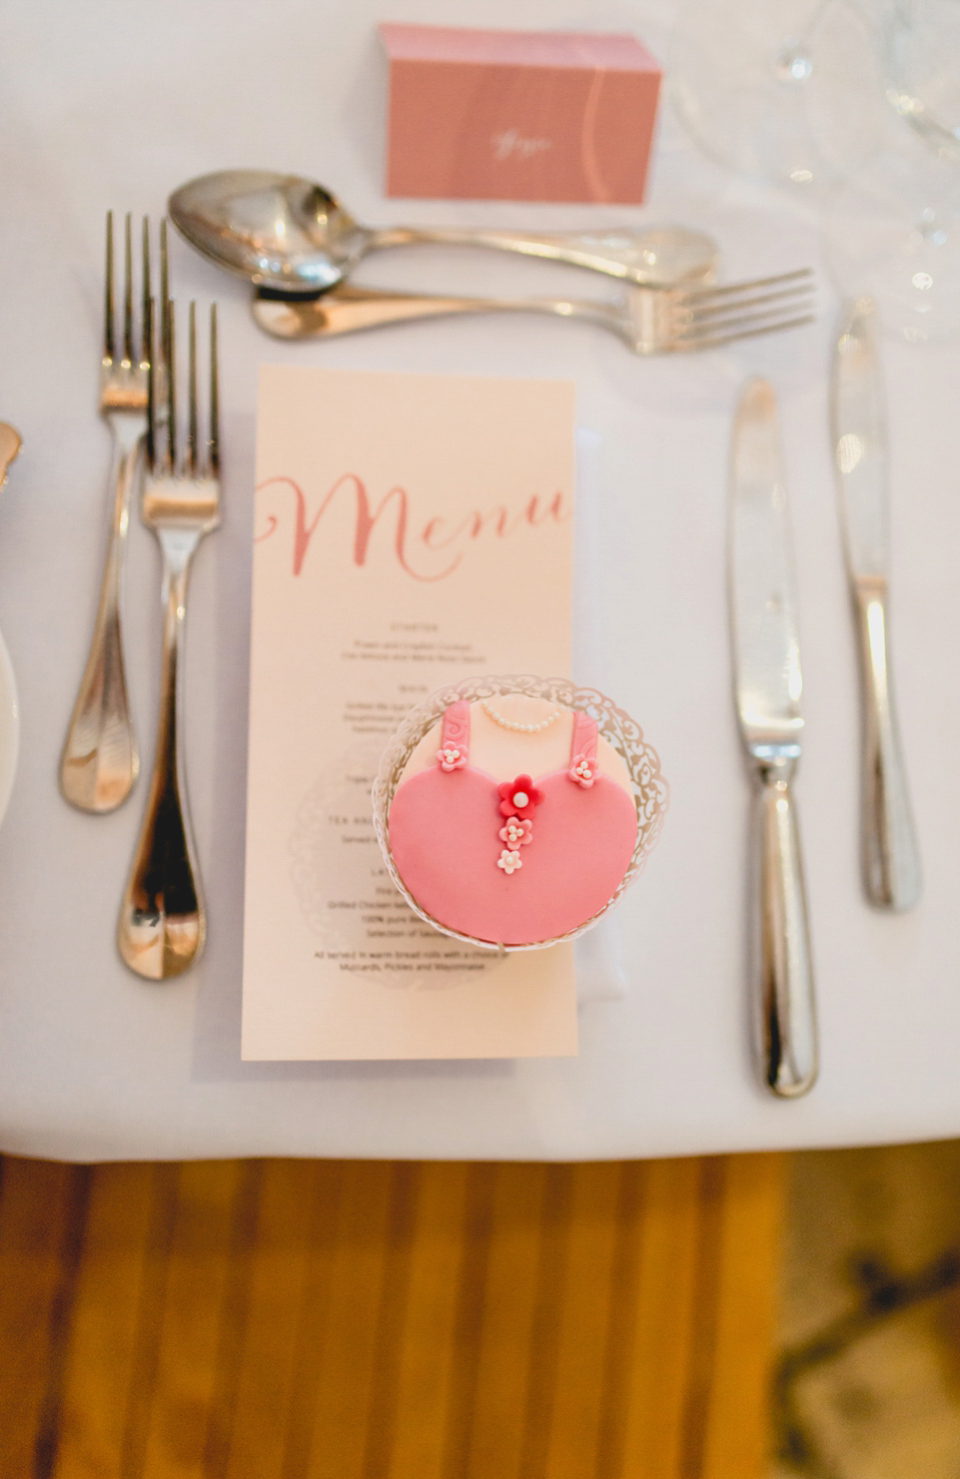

[729,378,818,1098]
[832,297,921,911]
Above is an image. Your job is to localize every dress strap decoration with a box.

[569,711,599,788]
[436,700,470,771]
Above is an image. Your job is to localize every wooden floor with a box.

[0,1153,785,1479]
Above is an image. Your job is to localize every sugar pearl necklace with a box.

[480,700,563,734]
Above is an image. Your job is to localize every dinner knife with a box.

[729,378,818,1098]
[832,297,921,911]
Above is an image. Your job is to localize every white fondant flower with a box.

[569,753,596,789]
[497,849,523,875]
[436,745,466,772]
[499,818,533,848]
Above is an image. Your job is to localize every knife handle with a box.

[757,768,818,1097]
[853,583,922,911]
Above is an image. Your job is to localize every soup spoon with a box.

[168,170,718,295]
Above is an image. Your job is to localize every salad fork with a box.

[117,297,220,980]
[60,214,168,813]
[252,267,816,352]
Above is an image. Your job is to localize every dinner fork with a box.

[251,268,816,352]
[60,214,168,813]
[117,297,220,981]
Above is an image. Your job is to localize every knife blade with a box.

[832,298,921,910]
[729,378,818,1098]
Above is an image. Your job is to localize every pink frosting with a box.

[389,704,637,945]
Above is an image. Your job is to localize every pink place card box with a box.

[379,22,662,204]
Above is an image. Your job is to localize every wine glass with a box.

[886,0,960,160]
[823,0,960,341]
[670,0,889,191]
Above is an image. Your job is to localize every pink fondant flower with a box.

[569,754,596,788]
[497,849,523,875]
[436,745,466,772]
[499,817,533,848]
[498,774,543,819]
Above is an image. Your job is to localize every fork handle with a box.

[59,428,140,812]
[117,555,205,980]
[252,284,620,341]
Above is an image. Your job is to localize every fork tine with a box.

[707,314,816,348]
[674,301,814,339]
[160,218,170,320]
[140,218,151,368]
[103,211,115,363]
[673,311,816,352]
[187,302,198,476]
[209,303,219,477]
[161,219,173,452]
[146,294,156,469]
[677,268,814,306]
[680,282,815,325]
[165,299,176,473]
[123,213,134,365]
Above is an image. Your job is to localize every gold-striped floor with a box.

[0,1153,785,1479]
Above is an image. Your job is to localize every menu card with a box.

[242,366,577,1060]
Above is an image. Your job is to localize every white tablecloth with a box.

[1,0,958,1162]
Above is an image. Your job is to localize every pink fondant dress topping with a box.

[388,701,638,945]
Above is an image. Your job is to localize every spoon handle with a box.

[368,224,716,287]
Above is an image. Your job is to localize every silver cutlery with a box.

[252,269,815,353]
[169,169,719,294]
[831,298,921,911]
[60,214,163,814]
[729,377,818,1098]
[117,296,220,980]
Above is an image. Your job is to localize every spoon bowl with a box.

[170,171,371,293]
[169,169,719,295]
